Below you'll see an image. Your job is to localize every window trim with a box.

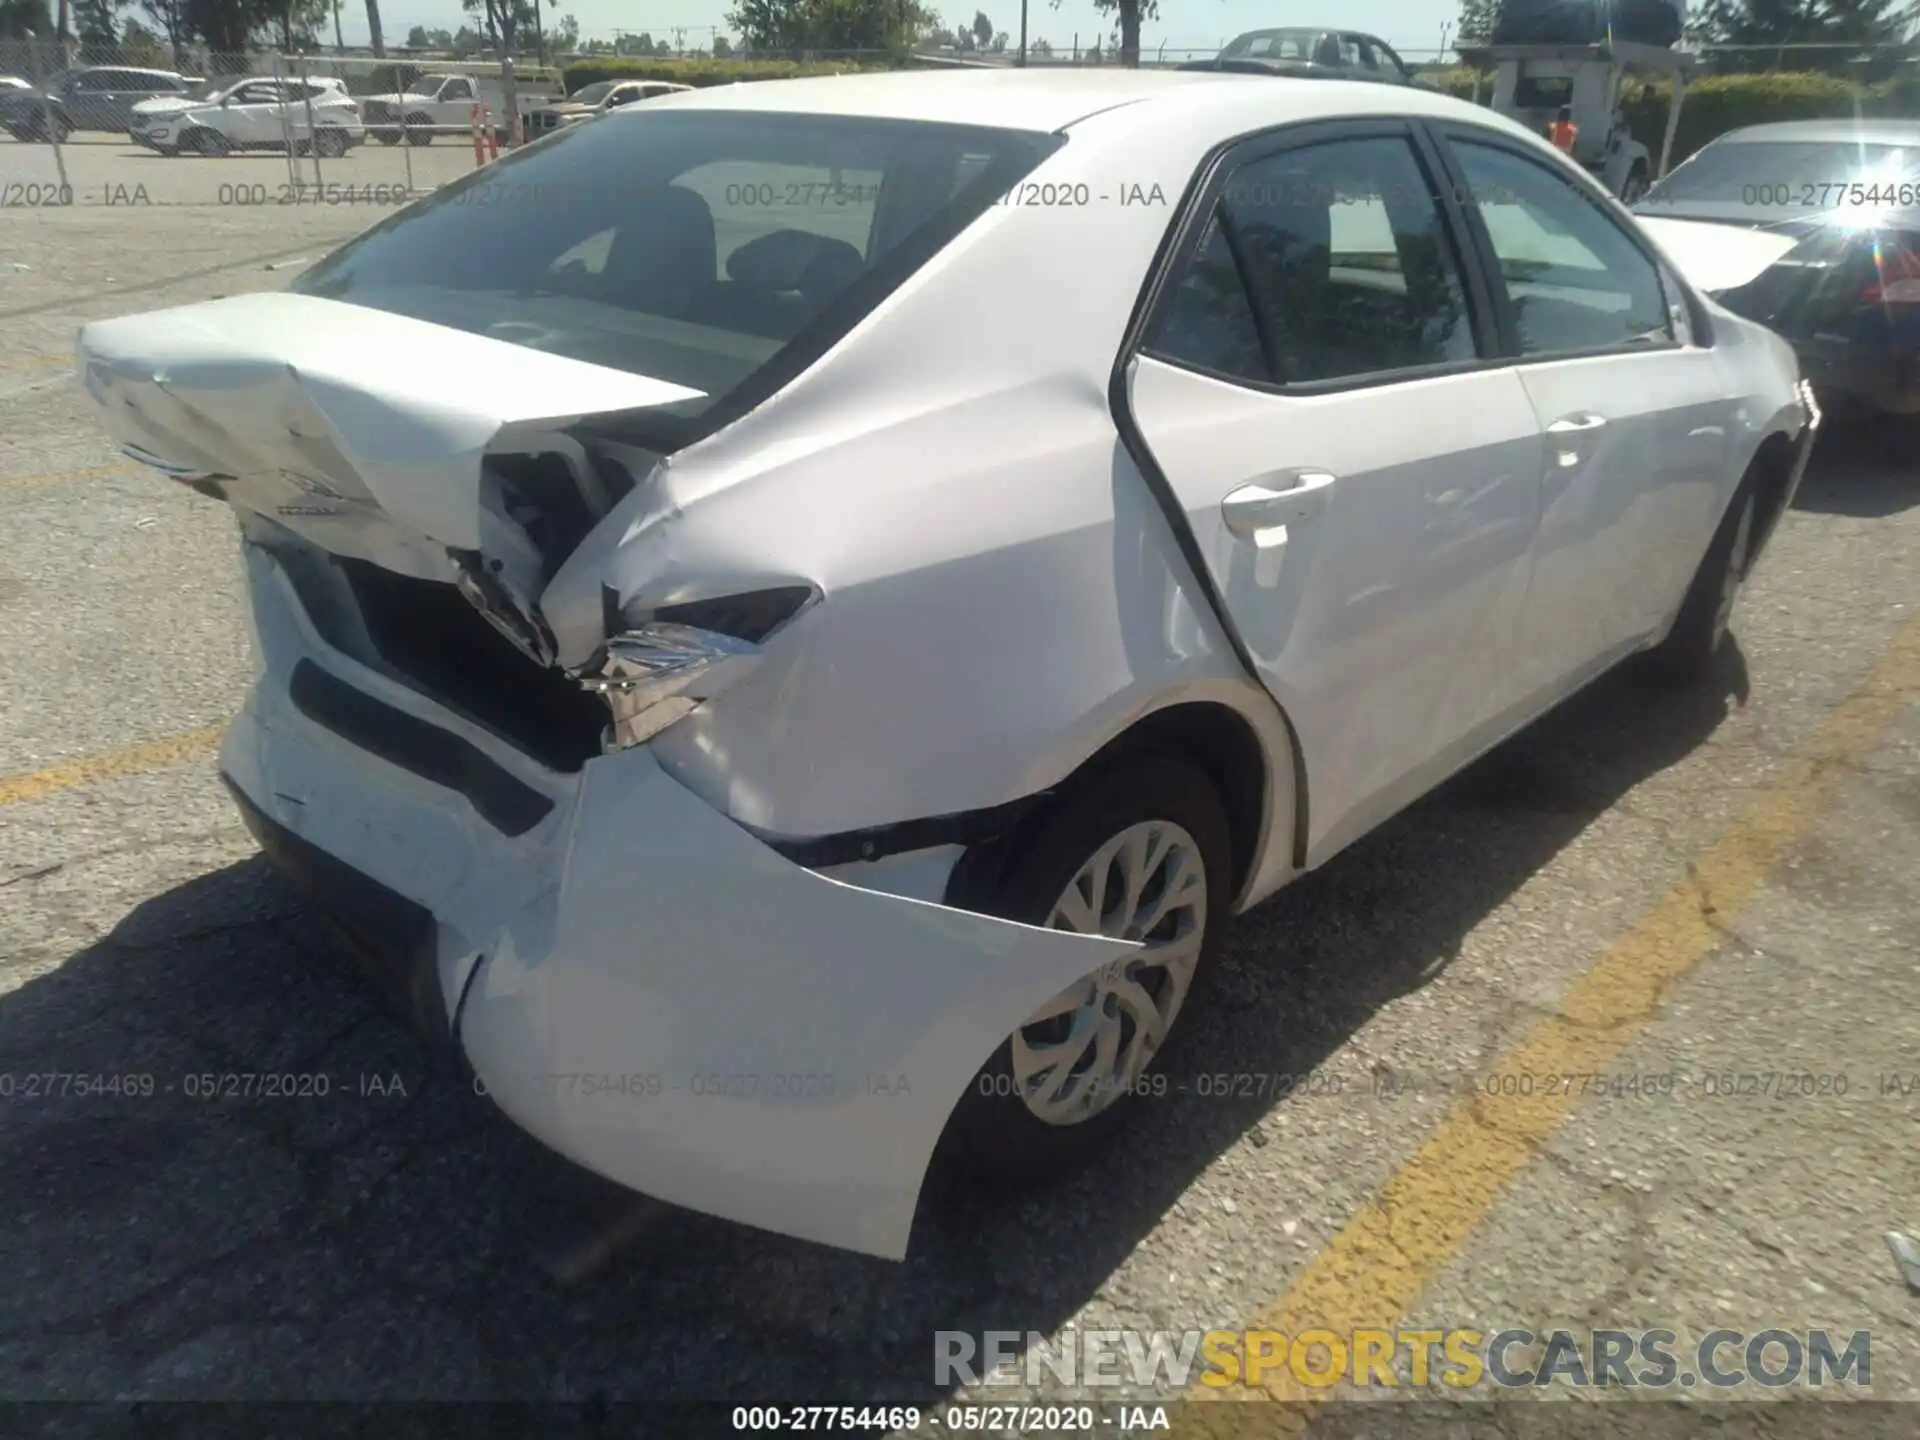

[1423,120,1693,364]
[1135,115,1506,399]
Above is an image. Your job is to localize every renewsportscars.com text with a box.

[936,1327,1872,1391]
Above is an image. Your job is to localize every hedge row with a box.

[560,57,890,91]
[1430,68,1920,166]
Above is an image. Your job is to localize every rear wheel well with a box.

[1743,430,1798,577]
[944,700,1273,914]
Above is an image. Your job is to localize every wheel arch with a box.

[1741,427,1801,578]
[943,691,1302,919]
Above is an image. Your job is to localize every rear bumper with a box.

[1751,379,1820,568]
[1795,341,1920,417]
[227,776,453,1052]
[224,537,1133,1258]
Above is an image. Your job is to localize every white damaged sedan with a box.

[78,70,1816,1259]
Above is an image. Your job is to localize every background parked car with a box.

[1179,28,1424,86]
[1636,119,1920,229]
[1636,120,1920,419]
[131,77,364,158]
[361,71,560,145]
[38,66,194,132]
[0,84,71,143]
[527,79,693,136]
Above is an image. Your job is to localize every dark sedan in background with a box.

[0,65,194,141]
[1179,27,1424,86]
[1638,120,1920,418]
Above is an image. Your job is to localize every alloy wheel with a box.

[1009,819,1208,1126]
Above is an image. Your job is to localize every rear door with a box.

[1432,125,1737,695]
[1124,121,1547,862]
[224,81,287,145]
[63,70,115,129]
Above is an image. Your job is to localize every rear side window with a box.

[295,111,1059,439]
[1143,215,1267,383]
[1148,135,1479,386]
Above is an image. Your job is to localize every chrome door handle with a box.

[1546,413,1609,435]
[1221,469,1338,539]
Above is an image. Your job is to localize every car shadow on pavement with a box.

[0,648,1748,1415]
[1794,416,1919,518]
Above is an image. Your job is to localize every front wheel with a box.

[314,128,348,158]
[1646,483,1756,684]
[941,751,1233,1182]
[186,127,230,157]
[1619,164,1649,206]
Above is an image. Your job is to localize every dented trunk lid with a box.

[78,291,701,664]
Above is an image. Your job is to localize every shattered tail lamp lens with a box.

[582,624,762,751]
[580,587,816,751]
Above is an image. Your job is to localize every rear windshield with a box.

[294,109,1059,440]
[1647,140,1920,204]
[1223,30,1320,61]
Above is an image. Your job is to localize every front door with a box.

[1435,127,1738,698]
[1124,122,1546,862]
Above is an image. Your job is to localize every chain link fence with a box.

[3,36,1913,215]
[0,41,578,209]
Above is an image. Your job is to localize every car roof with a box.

[76,65,184,78]
[1714,119,1920,146]
[630,67,1471,133]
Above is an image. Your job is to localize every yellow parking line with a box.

[0,463,137,496]
[0,725,226,807]
[1183,613,1920,1420]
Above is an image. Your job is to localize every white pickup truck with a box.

[360,71,560,145]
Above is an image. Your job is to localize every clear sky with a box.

[329,0,1464,63]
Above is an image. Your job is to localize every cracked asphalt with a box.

[2,140,1917,1435]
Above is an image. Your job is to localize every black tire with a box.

[404,113,433,146]
[186,127,229,158]
[1620,164,1649,205]
[314,128,348,159]
[939,750,1234,1185]
[374,128,401,146]
[1645,480,1757,684]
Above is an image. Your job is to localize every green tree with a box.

[712,30,733,54]
[1690,0,1913,42]
[969,7,989,45]
[0,0,51,35]
[729,0,934,51]
[1456,0,1495,43]
[119,13,166,59]
[73,0,114,54]
[1049,0,1150,65]
[405,22,428,43]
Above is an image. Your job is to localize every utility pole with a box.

[1018,0,1027,66]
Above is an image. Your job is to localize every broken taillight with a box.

[579,586,818,751]
[1861,234,1920,304]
